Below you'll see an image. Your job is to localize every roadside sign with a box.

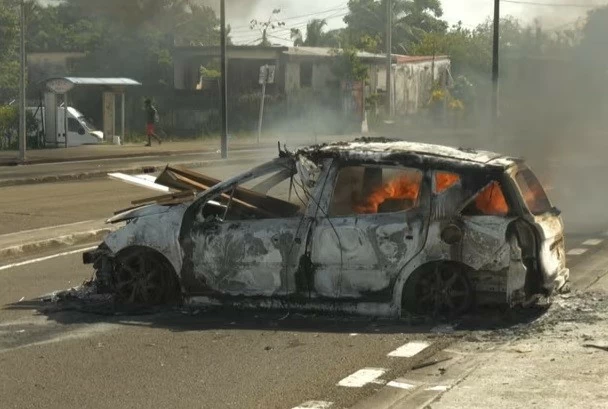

[259,65,276,85]
[267,65,276,84]
[46,78,74,94]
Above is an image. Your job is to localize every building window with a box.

[300,62,313,87]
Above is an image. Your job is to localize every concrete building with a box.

[173,45,451,116]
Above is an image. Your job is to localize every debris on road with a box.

[411,356,453,370]
[583,343,608,352]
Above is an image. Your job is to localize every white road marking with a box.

[387,381,416,390]
[567,248,588,256]
[291,401,333,409]
[425,385,450,392]
[388,341,430,357]
[337,368,386,388]
[0,246,96,272]
[583,239,603,246]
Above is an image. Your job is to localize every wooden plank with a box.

[171,173,276,219]
[168,166,299,216]
[131,190,195,206]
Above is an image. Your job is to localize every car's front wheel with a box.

[113,247,181,305]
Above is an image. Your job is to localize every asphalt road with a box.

[0,235,606,409]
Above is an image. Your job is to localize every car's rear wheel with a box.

[113,247,180,305]
[403,262,473,317]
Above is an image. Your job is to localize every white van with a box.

[29,106,104,147]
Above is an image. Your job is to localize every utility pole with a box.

[385,0,393,117]
[219,0,228,159]
[19,0,26,162]
[492,0,500,126]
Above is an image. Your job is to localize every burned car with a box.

[83,138,569,317]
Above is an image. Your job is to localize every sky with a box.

[227,0,602,46]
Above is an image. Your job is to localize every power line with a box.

[501,0,601,7]
[229,5,348,32]
[231,11,349,43]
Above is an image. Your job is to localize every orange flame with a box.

[475,181,509,216]
[435,172,461,194]
[355,173,422,214]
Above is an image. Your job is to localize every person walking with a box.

[144,98,162,146]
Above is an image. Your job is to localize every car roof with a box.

[297,137,520,171]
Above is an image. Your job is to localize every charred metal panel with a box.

[104,204,187,275]
[461,217,513,270]
[533,213,569,293]
[186,218,308,297]
[507,235,527,304]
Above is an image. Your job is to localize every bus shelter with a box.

[43,77,141,147]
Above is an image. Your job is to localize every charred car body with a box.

[84,138,569,317]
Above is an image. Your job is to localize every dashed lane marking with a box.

[387,341,430,358]
[387,381,417,390]
[337,368,387,388]
[583,239,604,246]
[425,385,450,392]
[0,246,97,272]
[291,401,333,409]
[567,248,588,256]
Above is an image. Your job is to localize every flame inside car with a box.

[354,172,422,214]
[435,172,461,194]
[475,181,509,216]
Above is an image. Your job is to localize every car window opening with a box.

[330,166,422,216]
[203,162,313,222]
[463,181,510,216]
[434,171,461,194]
[515,169,552,215]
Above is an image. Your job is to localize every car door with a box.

[309,162,430,301]
[178,160,318,299]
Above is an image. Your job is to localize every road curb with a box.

[0,143,282,167]
[0,157,260,188]
[0,228,116,260]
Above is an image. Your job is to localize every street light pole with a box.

[19,0,26,162]
[492,0,500,125]
[219,0,228,159]
[385,0,392,117]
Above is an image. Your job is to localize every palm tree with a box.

[304,19,327,47]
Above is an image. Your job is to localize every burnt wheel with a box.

[113,248,180,305]
[404,263,473,317]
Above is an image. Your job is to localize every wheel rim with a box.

[415,264,472,316]
[114,251,168,305]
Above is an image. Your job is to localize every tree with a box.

[343,0,446,54]
[250,9,285,47]
[290,19,339,47]
[331,47,369,82]
[0,0,20,103]
[45,0,225,86]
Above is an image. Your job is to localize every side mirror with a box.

[78,127,85,135]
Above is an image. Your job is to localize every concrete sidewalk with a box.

[0,135,334,166]
[0,219,118,260]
